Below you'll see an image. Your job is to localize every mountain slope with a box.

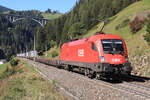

[36,0,137,53]
[0,5,13,13]
[84,0,150,56]
[83,0,150,76]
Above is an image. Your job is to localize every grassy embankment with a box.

[41,46,60,59]
[0,58,69,100]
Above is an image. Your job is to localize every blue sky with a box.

[0,0,77,13]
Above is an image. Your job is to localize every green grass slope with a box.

[83,0,150,76]
[42,13,62,20]
[0,59,70,100]
[84,0,150,56]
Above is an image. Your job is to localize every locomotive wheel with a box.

[96,73,100,79]
[64,65,72,71]
[127,72,131,76]
[84,69,94,78]
[64,65,69,70]
[84,69,89,76]
[95,73,104,80]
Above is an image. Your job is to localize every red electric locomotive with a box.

[60,33,132,78]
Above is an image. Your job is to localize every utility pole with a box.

[45,44,48,57]
[33,23,44,61]
[34,33,36,61]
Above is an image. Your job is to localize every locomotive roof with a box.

[67,34,123,46]
[88,34,123,40]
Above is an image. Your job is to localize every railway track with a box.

[88,78,150,99]
[123,82,150,92]
[25,58,150,99]
[116,82,150,98]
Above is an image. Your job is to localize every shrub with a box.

[0,66,16,79]
[144,15,150,45]
[51,50,59,58]
[50,40,57,47]
[10,58,19,67]
[129,16,145,33]
[144,34,150,45]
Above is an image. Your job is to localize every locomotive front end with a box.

[98,38,132,76]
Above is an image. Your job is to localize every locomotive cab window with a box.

[91,42,97,51]
[101,39,124,54]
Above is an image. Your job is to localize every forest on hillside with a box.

[0,11,43,59]
[0,0,143,59]
[0,9,62,59]
[36,0,139,52]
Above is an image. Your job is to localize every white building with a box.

[0,59,7,65]
[17,51,38,57]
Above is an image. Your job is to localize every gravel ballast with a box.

[25,59,148,100]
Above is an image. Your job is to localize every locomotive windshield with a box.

[101,39,124,54]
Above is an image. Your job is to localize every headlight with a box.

[125,56,129,61]
[100,56,105,63]
[112,58,120,62]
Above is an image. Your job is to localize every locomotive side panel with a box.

[60,40,99,63]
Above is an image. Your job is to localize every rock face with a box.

[130,55,150,76]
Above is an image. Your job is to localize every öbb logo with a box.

[78,49,84,57]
